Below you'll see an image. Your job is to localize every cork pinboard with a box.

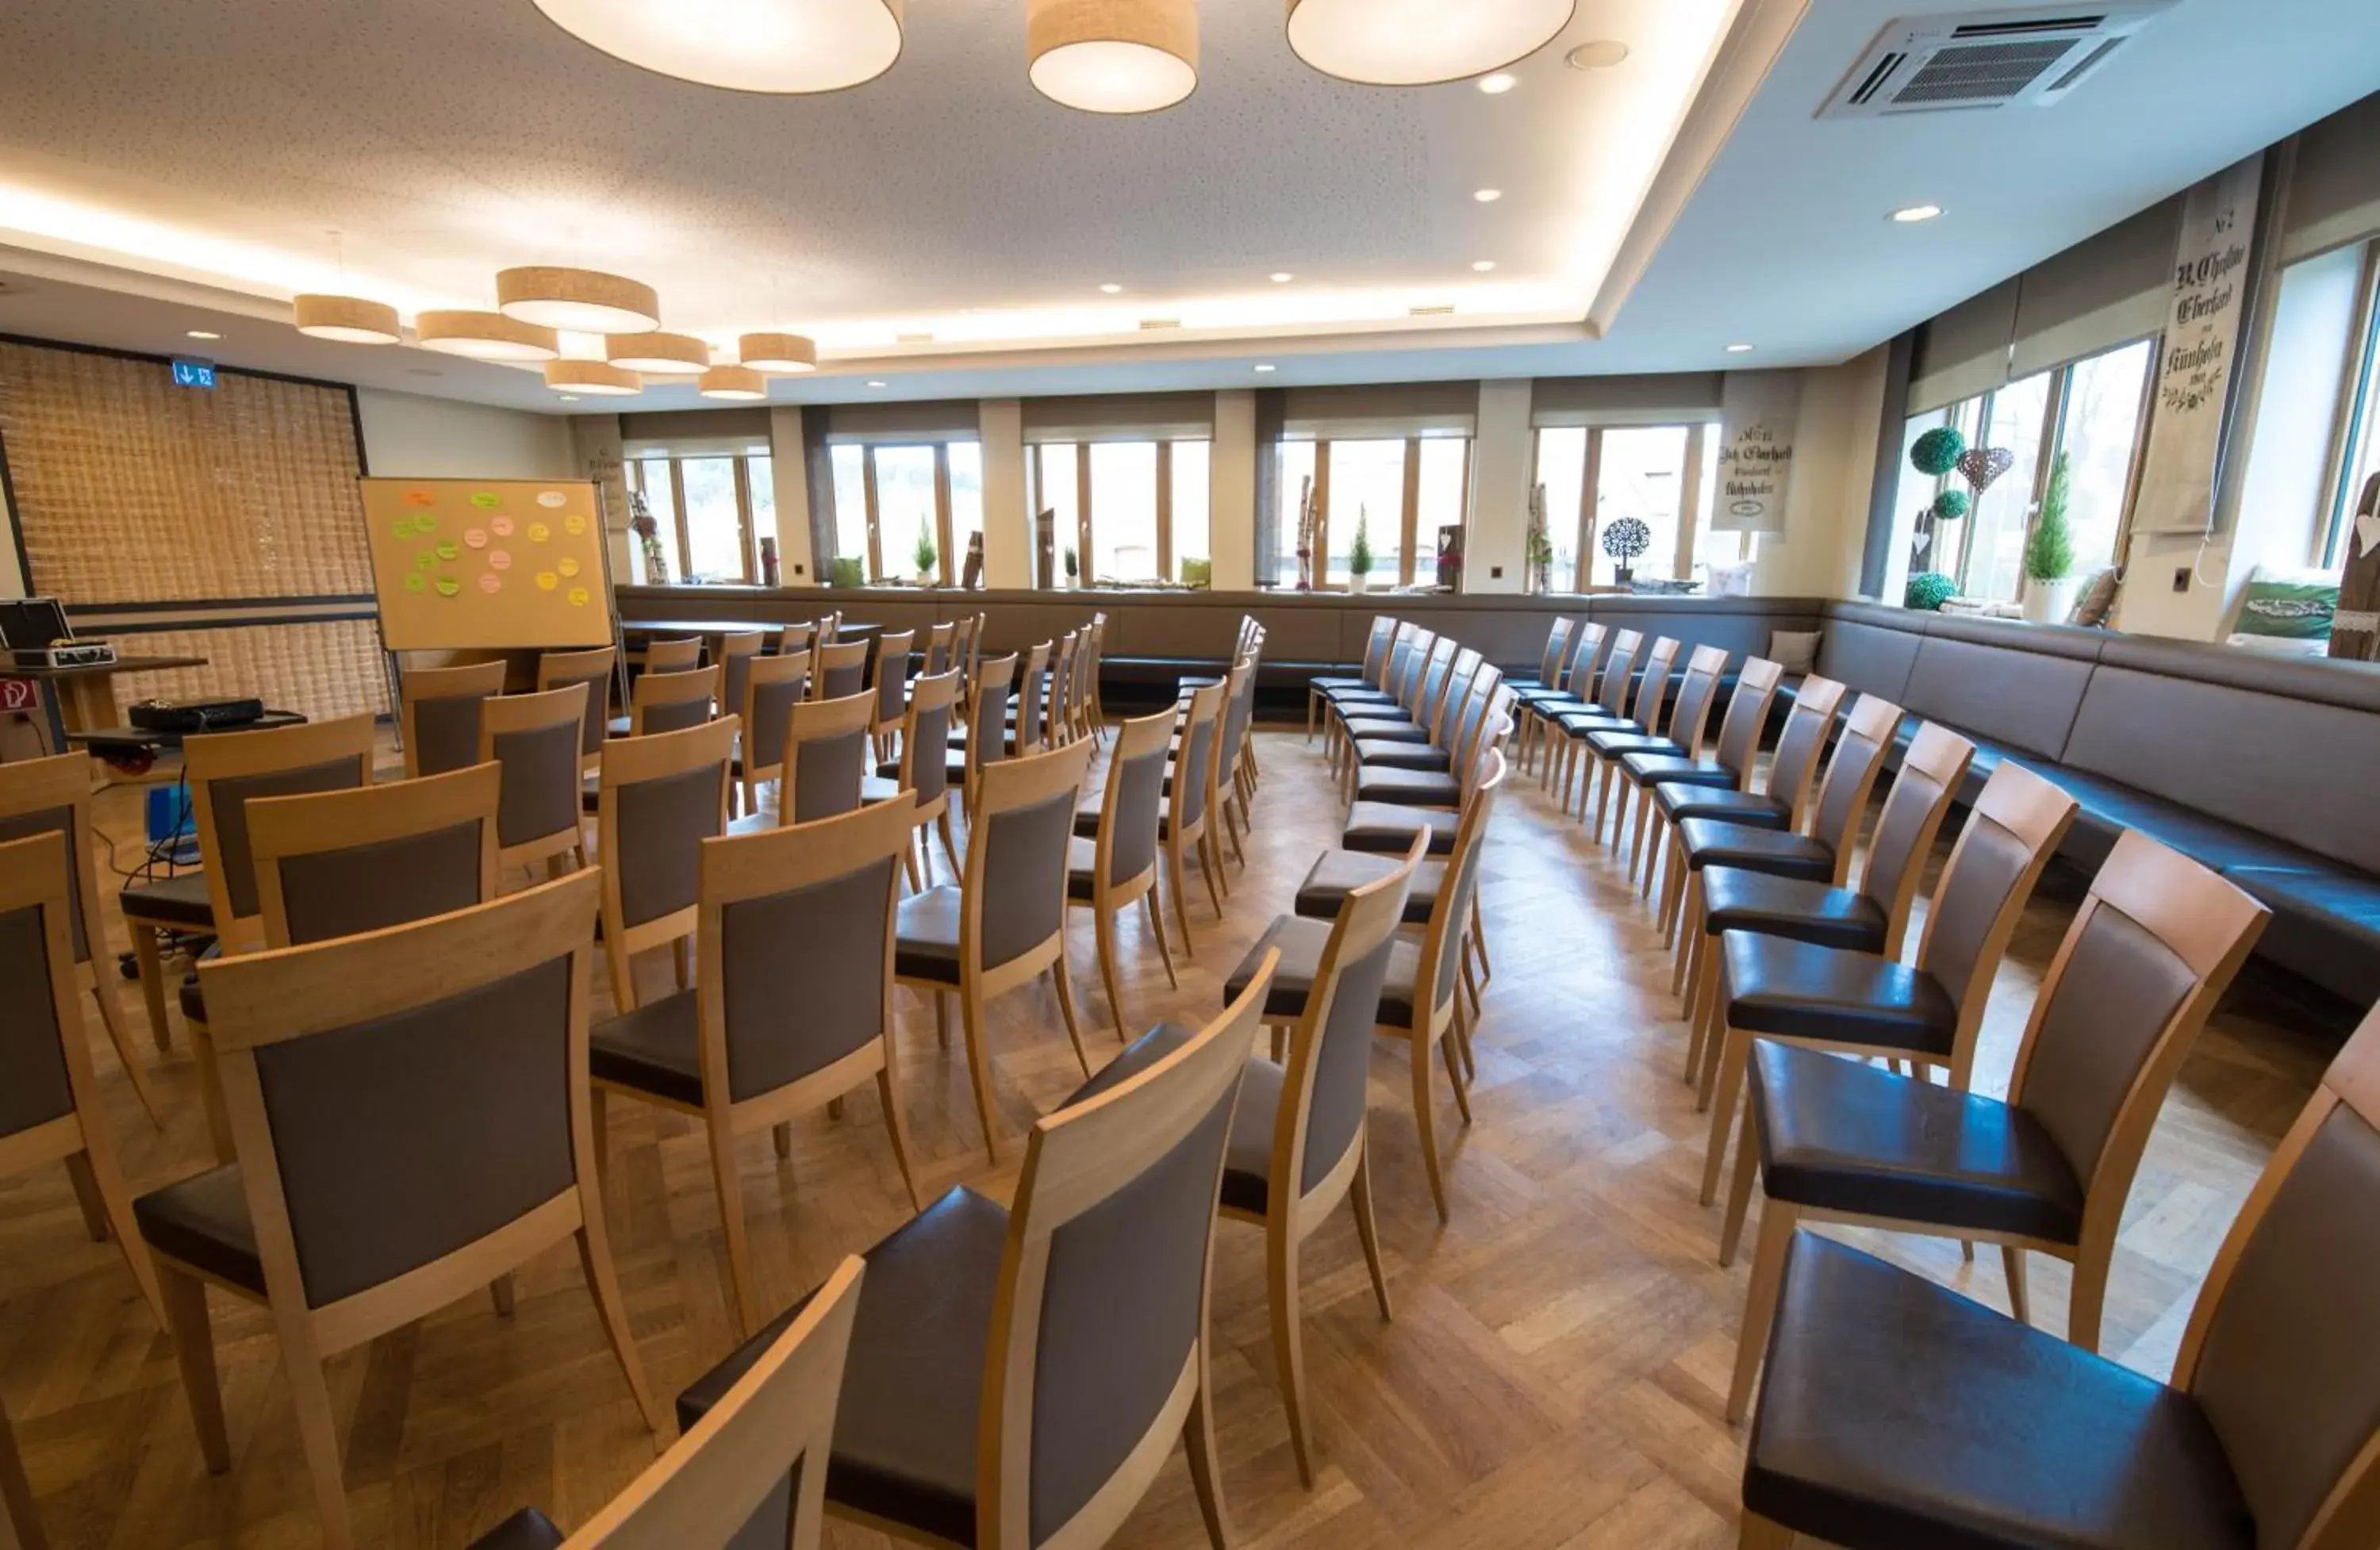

[361,478,614,651]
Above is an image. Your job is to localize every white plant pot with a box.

[1349,572,1371,594]
[2023,577,2078,624]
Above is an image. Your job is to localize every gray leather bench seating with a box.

[1816,600,2380,1009]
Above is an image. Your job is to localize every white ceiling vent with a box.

[1821,4,2171,118]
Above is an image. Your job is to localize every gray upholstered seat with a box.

[1342,801,1460,855]
[1223,915,1421,1028]
[130,1164,263,1294]
[119,869,214,928]
[587,988,703,1107]
[1293,850,1445,925]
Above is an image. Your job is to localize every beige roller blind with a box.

[1280,380,1477,439]
[821,399,982,445]
[2006,198,2178,378]
[619,406,771,457]
[1530,371,1722,427]
[1908,278,2019,413]
[2281,90,2380,264]
[1020,390,1215,443]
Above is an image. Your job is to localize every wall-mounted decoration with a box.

[361,478,610,650]
[2134,152,2264,535]
[1711,370,1801,534]
[1910,425,1966,478]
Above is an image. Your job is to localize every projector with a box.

[34,641,117,669]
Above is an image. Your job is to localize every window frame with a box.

[1284,435,1472,589]
[831,439,978,585]
[627,452,768,585]
[1030,436,1215,585]
[2318,239,2380,569]
[1531,420,1716,593]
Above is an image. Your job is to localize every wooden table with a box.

[5,654,207,753]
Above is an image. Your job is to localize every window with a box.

[1914,336,2154,603]
[627,452,770,585]
[1030,438,1213,585]
[2323,246,2380,567]
[1273,435,1472,589]
[1530,422,1718,591]
[823,440,984,583]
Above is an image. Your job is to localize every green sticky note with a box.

[434,575,461,597]
[435,541,460,562]
[470,493,501,509]
[414,551,436,570]
[392,519,415,540]
[402,572,426,593]
[413,515,436,534]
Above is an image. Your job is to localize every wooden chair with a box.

[1305,615,1399,742]
[1677,720,1974,1056]
[595,716,736,1011]
[735,649,812,819]
[1326,631,1442,770]
[1159,681,1227,946]
[774,693,873,827]
[480,683,593,882]
[1546,627,1641,811]
[466,1257,864,1550]
[1570,635,1683,842]
[248,762,499,946]
[1042,630,1079,754]
[1598,642,1732,876]
[813,639,869,703]
[716,629,767,708]
[866,667,962,886]
[1509,616,1577,695]
[1630,656,1788,929]
[1734,994,2380,1550]
[539,646,618,776]
[921,620,957,678]
[1696,760,2080,1206]
[1518,620,1609,777]
[0,754,162,1122]
[0,832,165,1327]
[676,959,1275,1550]
[1065,708,1181,1034]
[642,635,703,673]
[182,714,379,956]
[1337,640,1469,783]
[1083,610,1110,738]
[1340,701,1507,860]
[867,627,916,762]
[774,621,816,661]
[132,871,662,1550]
[1004,639,1054,757]
[948,652,1018,821]
[1214,646,1265,864]
[628,666,720,737]
[0,1395,38,1550]
[895,737,1095,1163]
[1721,831,2271,1424]
[1349,679,1511,816]
[589,799,923,1334]
[399,659,505,779]
[816,610,843,650]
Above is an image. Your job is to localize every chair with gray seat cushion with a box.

[1567,635,1684,842]
[773,692,873,827]
[1658,678,1849,936]
[1515,620,1610,776]
[468,1257,862,1550]
[1595,643,1733,873]
[595,716,736,1013]
[946,653,1017,819]
[589,799,923,1335]
[626,666,720,739]
[1695,761,2080,1210]
[813,639,869,704]
[480,683,593,882]
[895,737,1094,1164]
[1305,615,1399,742]
[1545,627,1643,815]
[1073,842,1418,1487]
[1344,646,1479,769]
[674,960,1273,1550]
[1619,654,1778,897]
[1736,993,2380,1550]
[399,659,505,780]
[537,646,617,774]
[735,649,811,819]
[866,666,962,886]
[132,872,662,1550]
[868,627,916,757]
[1327,635,1449,771]
[1066,708,1181,1035]
[1721,831,2271,1425]
[1352,683,1511,812]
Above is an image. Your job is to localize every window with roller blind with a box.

[1269,433,1472,589]
[1027,437,1213,585]
[1529,421,1723,591]
[628,453,772,585]
[824,439,984,584]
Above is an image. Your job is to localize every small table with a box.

[6,654,208,752]
[621,618,879,651]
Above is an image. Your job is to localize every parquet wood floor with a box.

[0,729,2339,1548]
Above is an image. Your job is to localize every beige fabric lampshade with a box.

[292,294,401,344]
[497,266,662,332]
[1027,0,1198,114]
[529,0,904,93]
[698,365,769,401]
[1284,0,1576,86]
[413,309,562,361]
[543,359,643,396]
[739,332,819,372]
[605,331,712,374]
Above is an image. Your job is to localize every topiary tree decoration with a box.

[913,525,938,582]
[1910,425,1966,478]
[1349,505,1375,585]
[1931,488,1971,522]
[1602,516,1653,583]
[2025,451,2076,584]
[1905,570,1958,611]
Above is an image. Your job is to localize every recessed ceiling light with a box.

[866,379,889,389]
[1100,282,1123,294]
[1566,40,1630,70]
[1726,343,1753,353]
[1473,188,1503,203]
[1472,259,1497,272]
[1891,204,1944,224]
[1270,272,1294,283]
[186,330,221,340]
[1478,72,1517,94]
[559,394,581,401]
[1253,363,1276,373]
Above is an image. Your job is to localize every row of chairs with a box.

[1499,612,2380,1550]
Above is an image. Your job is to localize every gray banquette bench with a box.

[1817,600,2380,1011]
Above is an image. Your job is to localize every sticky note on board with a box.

[405,491,436,508]
[488,548,512,570]
[435,576,461,597]
[566,586,590,607]
[464,528,489,549]
[413,515,436,534]
[435,541,460,562]
[391,519,415,540]
[470,493,501,509]
[413,551,436,571]
[491,516,515,538]
[563,514,587,535]
[537,490,568,508]
[536,571,559,591]
[558,558,581,578]
[528,522,551,543]
[402,572,426,593]
[478,573,502,594]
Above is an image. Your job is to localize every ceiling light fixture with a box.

[1478,72,1517,94]
[543,359,642,397]
[1473,188,1503,203]
[1726,343,1753,352]
[698,364,769,401]
[739,332,818,372]
[604,331,712,373]
[528,0,904,93]
[1472,259,1496,272]
[291,294,401,344]
[1027,0,1198,114]
[1253,363,1276,373]
[497,266,660,333]
[1286,0,1576,86]
[1565,40,1629,70]
[186,330,222,340]
[866,379,889,388]
[1891,204,1944,224]
[413,309,562,361]
[1271,272,1294,283]
[1100,282,1124,294]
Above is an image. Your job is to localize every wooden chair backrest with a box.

[1855,721,1976,956]
[963,654,1019,797]
[629,666,720,737]
[1013,641,1054,757]
[538,646,618,761]
[978,955,1273,1549]
[1665,643,1731,755]
[1093,709,1173,894]
[1533,618,1575,686]
[1418,754,1505,1028]
[643,637,703,673]
[1594,630,1644,717]
[1560,620,1609,696]
[1627,637,1681,729]
[1761,676,1847,830]
[186,715,376,954]
[740,651,812,777]
[1913,760,2079,1068]
[870,629,916,730]
[478,684,591,862]
[961,738,1094,977]
[248,762,501,949]
[1171,681,1226,842]
[812,640,869,704]
[1356,616,1397,685]
[0,751,110,969]
[400,660,505,779]
[0,831,96,1148]
[1806,694,1904,863]
[717,632,768,732]
[924,622,957,677]
[777,693,873,826]
[597,716,738,951]
[896,669,963,809]
[775,622,816,659]
[1710,657,1783,782]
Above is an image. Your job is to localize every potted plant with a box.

[1905,570,1958,611]
[2023,451,2079,623]
[1062,547,1080,589]
[829,555,864,589]
[1602,516,1653,586]
[913,526,939,586]
[1349,507,1375,593]
[1180,555,1211,589]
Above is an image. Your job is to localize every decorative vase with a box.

[1349,572,1369,594]
[1614,566,1634,587]
[2024,577,2079,624]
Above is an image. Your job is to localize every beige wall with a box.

[766,405,820,586]
[979,398,1031,588]
[1467,379,1535,593]
[1211,389,1258,591]
[356,387,576,480]
[1755,350,1889,599]
[0,467,22,599]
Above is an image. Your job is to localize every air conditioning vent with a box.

[1408,304,1457,317]
[895,332,934,346]
[1819,3,2170,118]
[1138,317,1180,331]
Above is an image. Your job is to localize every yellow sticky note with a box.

[528,522,551,543]
[563,514,587,535]
[391,519,414,540]
[558,558,581,578]
[536,571,559,591]
[566,586,590,608]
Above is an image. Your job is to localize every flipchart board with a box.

[360,478,614,651]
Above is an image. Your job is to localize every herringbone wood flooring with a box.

[0,729,2338,1548]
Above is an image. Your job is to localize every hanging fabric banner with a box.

[1710,370,1801,534]
[2133,152,2263,535]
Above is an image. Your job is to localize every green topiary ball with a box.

[1910,426,1967,478]
[1931,488,1971,521]
[1905,570,1959,611]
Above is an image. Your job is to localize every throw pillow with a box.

[1768,629,1821,675]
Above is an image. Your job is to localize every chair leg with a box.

[1411,1032,1451,1223]
[1144,891,1180,989]
[2068,1253,2110,1353]
[1265,1220,1316,1488]
[1629,788,1654,888]
[958,989,1003,1164]
[1168,843,1198,953]
[188,1016,234,1165]
[674,936,690,990]
[1094,907,1129,1038]
[1592,758,1618,842]
[875,1067,924,1213]
[489,1275,515,1317]
[708,1122,758,1341]
[937,811,962,877]
[934,989,950,1051]
[1349,1142,1394,1322]
[158,1264,230,1473]
[1440,1032,1472,1124]
[86,969,163,1129]
[1739,1512,1795,1549]
[1684,947,1718,1084]
[1727,1201,1801,1426]
[1719,1103,1761,1267]
[1183,1360,1232,1550]
[1470,892,1492,982]
[279,1337,357,1550]
[62,1149,110,1243]
[574,1215,667,1433]
[71,1138,164,1327]
[130,923,174,1053]
[2002,1246,2032,1326]
[1050,961,1092,1080]
[1198,834,1227,918]
[0,1395,43,1550]
[606,936,639,1015]
[1672,875,1703,996]
[1701,1022,1752,1205]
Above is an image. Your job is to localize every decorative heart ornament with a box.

[2356,509,2380,558]
[1957,446,2016,493]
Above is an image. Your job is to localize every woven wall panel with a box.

[100,621,390,724]
[0,342,368,604]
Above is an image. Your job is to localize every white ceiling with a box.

[1,0,2377,412]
